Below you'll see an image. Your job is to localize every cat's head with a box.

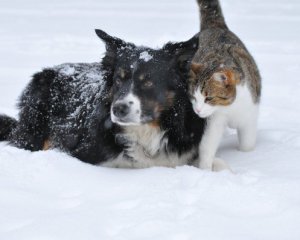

[188,62,239,118]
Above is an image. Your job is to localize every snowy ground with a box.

[1,0,300,239]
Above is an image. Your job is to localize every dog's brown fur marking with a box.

[149,120,160,128]
[43,139,52,150]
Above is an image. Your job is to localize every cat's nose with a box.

[195,107,201,113]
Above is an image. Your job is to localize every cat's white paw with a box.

[237,123,257,152]
[199,157,232,172]
[212,158,232,172]
[238,142,255,152]
[199,159,213,170]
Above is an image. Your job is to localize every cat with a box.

[188,0,261,170]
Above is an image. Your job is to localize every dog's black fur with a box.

[0,115,17,141]
[0,29,206,166]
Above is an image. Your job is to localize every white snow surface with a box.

[1,0,300,239]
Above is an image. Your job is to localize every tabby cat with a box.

[189,0,261,170]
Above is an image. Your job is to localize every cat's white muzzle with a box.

[193,106,215,118]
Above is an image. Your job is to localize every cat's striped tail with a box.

[0,115,17,141]
[197,0,228,30]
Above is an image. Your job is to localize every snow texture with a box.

[51,62,106,122]
[139,51,153,62]
[46,63,108,151]
[1,0,300,239]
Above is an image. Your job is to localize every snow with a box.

[0,0,300,239]
[139,51,153,62]
[57,65,76,76]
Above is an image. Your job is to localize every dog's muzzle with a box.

[110,93,142,126]
[112,103,130,119]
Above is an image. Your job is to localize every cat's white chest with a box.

[199,84,259,170]
[218,84,258,129]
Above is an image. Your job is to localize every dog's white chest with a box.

[100,124,196,168]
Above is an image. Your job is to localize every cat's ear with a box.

[190,62,205,75]
[213,70,237,86]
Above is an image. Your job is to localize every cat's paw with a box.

[238,143,255,152]
[237,128,257,152]
[212,158,232,172]
[199,159,213,170]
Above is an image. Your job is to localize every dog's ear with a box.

[95,29,128,52]
[163,33,199,56]
[163,33,199,75]
[95,29,125,88]
[95,29,132,85]
[95,29,136,72]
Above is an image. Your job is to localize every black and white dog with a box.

[0,29,212,168]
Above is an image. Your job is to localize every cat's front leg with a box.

[237,106,258,152]
[199,115,226,170]
[238,124,257,152]
[212,157,232,172]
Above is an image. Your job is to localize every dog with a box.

[0,29,210,168]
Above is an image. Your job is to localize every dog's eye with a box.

[115,78,122,86]
[144,81,153,88]
[145,73,151,79]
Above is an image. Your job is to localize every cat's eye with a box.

[218,96,229,100]
[205,97,214,102]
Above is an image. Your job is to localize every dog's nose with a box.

[112,103,130,118]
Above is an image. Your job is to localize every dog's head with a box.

[96,29,198,126]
